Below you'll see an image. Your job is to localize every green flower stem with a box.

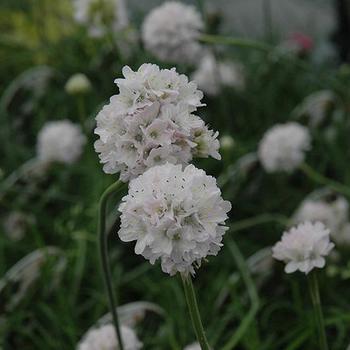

[300,163,350,198]
[199,34,271,52]
[77,95,86,133]
[307,272,328,350]
[98,180,125,350]
[181,273,211,350]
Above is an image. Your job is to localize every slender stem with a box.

[181,274,211,350]
[300,163,350,198]
[98,180,125,350]
[307,272,328,350]
[77,96,86,133]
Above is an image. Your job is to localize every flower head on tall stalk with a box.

[118,163,231,275]
[141,1,204,63]
[94,63,220,182]
[272,221,334,274]
[37,120,86,165]
[258,122,311,173]
[77,324,142,350]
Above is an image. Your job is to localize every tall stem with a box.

[181,273,211,350]
[307,272,328,350]
[300,163,350,198]
[98,180,125,350]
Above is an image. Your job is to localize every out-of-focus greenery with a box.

[1,1,350,349]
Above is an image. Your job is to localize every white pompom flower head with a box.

[77,323,142,350]
[118,163,231,276]
[272,221,334,274]
[37,120,86,165]
[141,1,204,63]
[258,122,311,173]
[94,63,221,182]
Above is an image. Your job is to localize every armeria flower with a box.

[94,64,220,182]
[272,221,334,274]
[141,1,204,63]
[37,120,86,165]
[258,122,311,173]
[293,195,349,244]
[65,73,92,95]
[295,90,335,127]
[118,163,231,276]
[77,324,142,350]
[192,53,245,96]
[73,0,129,37]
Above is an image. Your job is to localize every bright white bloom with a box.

[184,343,201,350]
[295,90,335,127]
[272,221,334,274]
[293,196,349,243]
[3,212,33,241]
[94,64,220,182]
[73,0,128,37]
[258,122,311,173]
[141,1,204,63]
[77,324,142,350]
[65,73,92,95]
[192,54,245,96]
[118,163,231,275]
[37,120,86,165]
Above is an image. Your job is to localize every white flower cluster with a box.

[272,221,334,274]
[258,122,311,173]
[77,324,142,350]
[73,0,128,37]
[37,120,86,164]
[37,120,86,165]
[118,163,231,275]
[192,53,245,96]
[65,73,92,95]
[141,1,204,63]
[295,90,335,127]
[94,63,220,182]
[293,195,350,245]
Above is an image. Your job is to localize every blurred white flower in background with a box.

[191,53,245,97]
[220,135,235,153]
[37,120,86,165]
[272,221,334,274]
[73,0,129,37]
[293,195,349,245]
[3,211,34,241]
[77,324,142,350]
[258,122,311,173]
[94,64,220,181]
[294,90,336,127]
[65,73,92,95]
[184,342,201,350]
[118,163,231,275]
[141,1,204,63]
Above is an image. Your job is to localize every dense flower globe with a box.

[258,122,311,173]
[141,1,204,63]
[94,64,220,182]
[293,195,349,243]
[37,120,86,165]
[118,163,231,275]
[73,0,128,37]
[65,73,92,95]
[272,221,334,274]
[77,324,142,350]
[192,53,245,96]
